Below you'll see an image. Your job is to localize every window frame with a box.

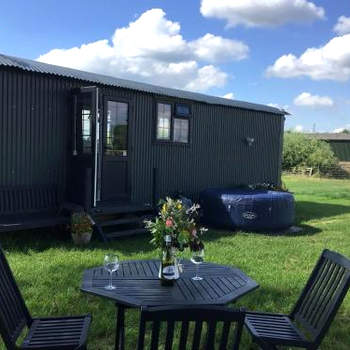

[155,99,191,146]
[103,96,130,159]
[156,102,172,142]
[81,108,93,154]
[75,99,93,155]
[173,117,190,144]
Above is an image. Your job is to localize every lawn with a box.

[1,175,350,349]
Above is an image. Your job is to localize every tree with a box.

[282,132,338,172]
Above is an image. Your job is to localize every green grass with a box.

[1,175,350,349]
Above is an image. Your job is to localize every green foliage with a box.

[70,212,93,235]
[144,197,206,252]
[283,132,338,171]
[247,182,289,192]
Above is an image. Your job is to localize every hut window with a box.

[106,101,128,156]
[81,109,92,153]
[173,118,189,143]
[157,103,171,140]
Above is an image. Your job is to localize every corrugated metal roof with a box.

[307,133,350,141]
[0,52,285,115]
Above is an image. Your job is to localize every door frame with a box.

[93,87,102,207]
[71,86,102,209]
[101,95,131,201]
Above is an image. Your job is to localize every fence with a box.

[283,161,350,180]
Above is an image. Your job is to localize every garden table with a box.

[81,259,259,350]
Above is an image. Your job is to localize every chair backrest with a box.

[0,246,32,349]
[137,305,245,350]
[290,249,350,348]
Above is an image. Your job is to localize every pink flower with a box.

[165,218,173,227]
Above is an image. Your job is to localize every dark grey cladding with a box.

[0,56,285,214]
[0,53,285,116]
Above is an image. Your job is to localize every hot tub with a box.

[200,188,294,231]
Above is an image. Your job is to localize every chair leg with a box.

[233,320,244,350]
[259,341,279,350]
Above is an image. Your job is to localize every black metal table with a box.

[81,259,259,349]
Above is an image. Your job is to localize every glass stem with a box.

[109,271,113,289]
[196,264,199,279]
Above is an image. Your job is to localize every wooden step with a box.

[91,203,153,216]
[105,228,148,239]
[98,217,141,227]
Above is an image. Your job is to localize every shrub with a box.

[71,212,93,235]
[282,132,338,172]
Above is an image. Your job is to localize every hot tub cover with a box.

[200,188,294,231]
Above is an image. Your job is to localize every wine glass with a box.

[104,254,119,290]
[175,249,185,275]
[191,249,204,281]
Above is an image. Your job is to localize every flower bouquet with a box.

[144,197,206,253]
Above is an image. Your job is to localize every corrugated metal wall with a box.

[328,141,350,161]
[102,85,284,204]
[150,102,284,202]
[0,67,284,210]
[0,69,76,194]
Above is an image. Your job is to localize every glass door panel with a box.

[106,101,128,156]
[102,99,129,201]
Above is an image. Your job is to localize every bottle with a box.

[160,235,175,286]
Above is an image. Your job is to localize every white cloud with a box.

[222,92,235,99]
[334,16,350,35]
[38,9,248,92]
[293,92,334,107]
[200,0,325,28]
[185,65,228,91]
[266,34,350,81]
[333,125,350,133]
[189,33,248,62]
[295,125,304,132]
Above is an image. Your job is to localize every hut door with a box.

[101,99,129,201]
[71,86,102,209]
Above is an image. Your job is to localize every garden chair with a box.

[136,305,245,350]
[244,249,350,350]
[0,246,91,349]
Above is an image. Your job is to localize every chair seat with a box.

[21,315,91,349]
[245,312,310,348]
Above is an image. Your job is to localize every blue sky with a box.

[1,0,349,132]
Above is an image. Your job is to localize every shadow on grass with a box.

[201,199,350,239]
[203,223,322,239]
[234,284,300,313]
[202,199,350,238]
[296,201,350,222]
[0,226,154,255]
[258,224,322,237]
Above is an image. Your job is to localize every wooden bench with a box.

[0,185,70,232]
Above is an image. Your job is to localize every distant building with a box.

[308,133,350,175]
[309,133,350,162]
